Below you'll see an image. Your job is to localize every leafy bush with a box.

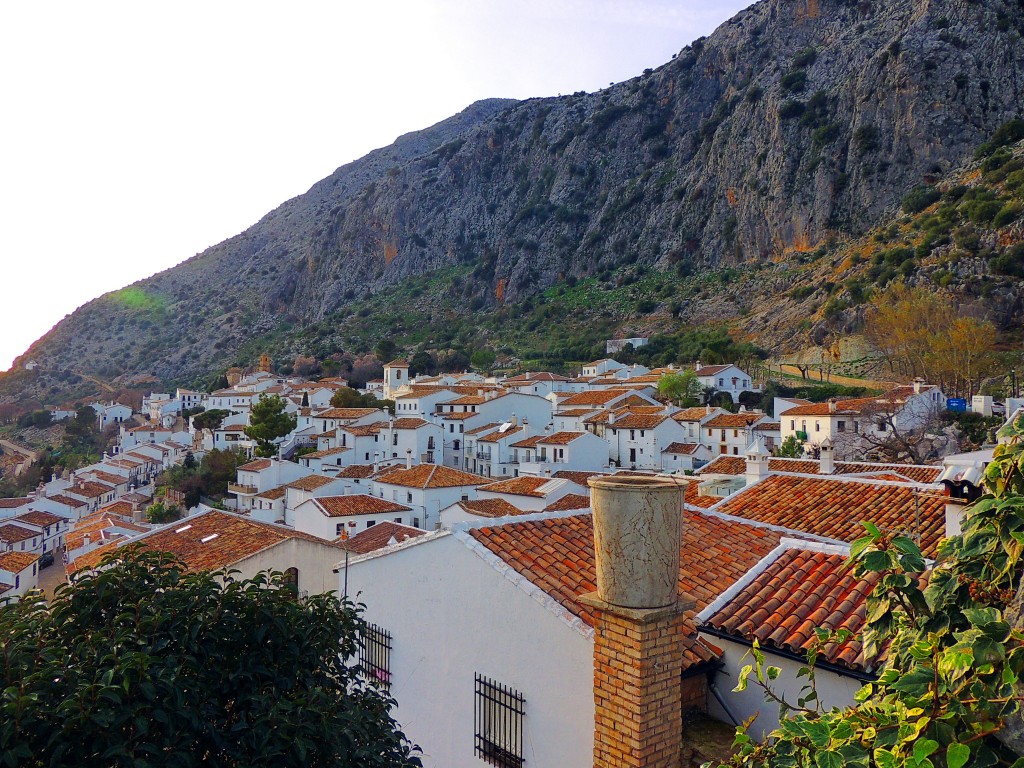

[854,125,881,154]
[781,70,808,93]
[778,100,806,120]
[792,47,817,68]
[993,202,1023,228]
[901,185,941,213]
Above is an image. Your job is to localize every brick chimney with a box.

[580,476,693,768]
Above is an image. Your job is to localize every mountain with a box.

[6,0,1024,404]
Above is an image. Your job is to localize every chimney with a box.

[580,476,692,768]
[745,438,770,485]
[406,449,412,470]
[819,437,835,474]
[913,377,926,394]
[510,413,518,427]
[828,398,837,414]
[945,495,967,538]
[607,412,616,426]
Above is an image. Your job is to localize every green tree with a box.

[244,395,297,457]
[773,435,803,458]
[145,501,181,524]
[657,371,701,406]
[192,408,230,434]
[721,416,1024,767]
[470,348,496,371]
[0,547,421,767]
[330,387,377,409]
[374,338,398,362]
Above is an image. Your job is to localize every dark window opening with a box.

[359,622,392,689]
[475,674,525,767]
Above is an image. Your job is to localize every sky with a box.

[0,0,751,372]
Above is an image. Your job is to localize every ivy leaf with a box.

[913,738,938,762]
[946,743,970,768]
[814,750,843,768]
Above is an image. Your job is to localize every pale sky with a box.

[0,1,750,372]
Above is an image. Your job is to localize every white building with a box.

[0,551,40,604]
[693,363,760,402]
[291,495,414,541]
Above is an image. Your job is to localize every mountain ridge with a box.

[6,0,1024,404]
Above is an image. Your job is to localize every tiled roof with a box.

[559,389,632,406]
[88,471,127,486]
[440,411,478,420]
[447,395,489,405]
[609,413,671,429]
[469,510,784,670]
[509,435,545,449]
[703,546,883,672]
[478,476,553,498]
[479,426,524,443]
[238,459,273,472]
[385,359,410,367]
[557,409,601,418]
[684,482,720,509]
[47,494,87,508]
[317,408,381,419]
[0,551,39,573]
[314,495,411,518]
[341,423,383,437]
[672,407,717,422]
[0,524,36,544]
[552,470,609,485]
[0,497,31,509]
[392,418,430,429]
[696,455,943,484]
[285,475,339,492]
[705,413,766,429]
[97,501,135,517]
[14,511,63,528]
[336,465,378,479]
[68,481,115,499]
[712,475,946,555]
[664,442,701,455]
[753,422,781,431]
[538,431,585,445]
[374,464,488,489]
[454,499,528,518]
[70,510,341,572]
[542,493,591,512]
[255,486,286,500]
[694,365,733,376]
[466,422,501,436]
[302,447,349,459]
[340,521,426,554]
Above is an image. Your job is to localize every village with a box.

[0,348,1013,766]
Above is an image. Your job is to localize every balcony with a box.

[228,483,258,495]
[475,450,492,460]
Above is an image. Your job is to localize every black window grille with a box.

[359,623,392,689]
[474,674,525,767]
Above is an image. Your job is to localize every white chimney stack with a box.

[406,449,412,469]
[745,438,771,485]
[819,437,835,474]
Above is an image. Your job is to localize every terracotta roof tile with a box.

[696,456,942,484]
[392,418,430,429]
[47,494,87,508]
[542,493,591,512]
[0,524,36,544]
[374,464,487,489]
[238,459,273,472]
[509,435,545,449]
[302,447,349,459]
[70,510,341,572]
[285,475,340,492]
[14,511,63,528]
[466,422,501,436]
[609,413,671,429]
[704,413,766,429]
[694,365,732,376]
[314,495,411,517]
[478,476,552,498]
[552,470,609,485]
[455,499,528,518]
[68,481,115,499]
[88,471,128,486]
[439,411,478,420]
[672,407,718,422]
[712,475,946,555]
[703,547,890,671]
[0,551,39,572]
[538,431,584,445]
[664,442,701,455]
[336,465,377,479]
[0,497,31,509]
[316,408,381,419]
[479,426,524,443]
[559,389,633,406]
[340,522,426,554]
[255,486,286,500]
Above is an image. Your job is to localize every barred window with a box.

[359,623,392,689]
[474,674,525,767]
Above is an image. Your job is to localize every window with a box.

[475,674,525,768]
[837,421,846,432]
[630,430,635,440]
[282,567,298,593]
[790,420,795,430]
[394,517,402,524]
[853,421,860,433]
[413,517,420,528]
[366,520,376,528]
[359,623,392,689]
[407,492,413,503]
[336,523,345,537]
[815,422,820,432]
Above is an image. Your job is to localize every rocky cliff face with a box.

[10,0,1024,391]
